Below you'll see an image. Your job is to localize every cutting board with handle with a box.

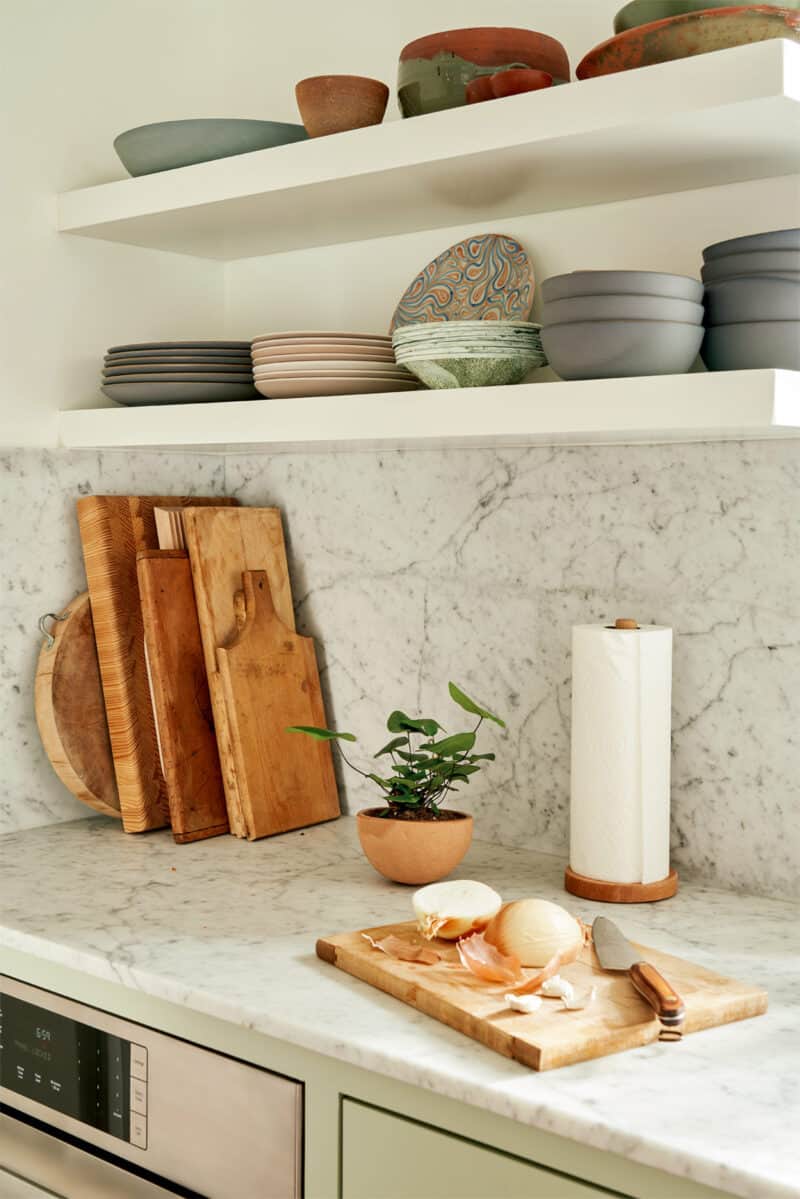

[182,506,296,838]
[317,921,768,1072]
[137,549,229,844]
[34,593,121,820]
[77,495,237,833]
[216,570,340,840]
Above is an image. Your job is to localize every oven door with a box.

[0,1111,180,1197]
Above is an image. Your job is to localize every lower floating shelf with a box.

[58,370,800,453]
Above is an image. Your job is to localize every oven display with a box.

[0,992,130,1140]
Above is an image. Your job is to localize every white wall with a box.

[0,0,230,446]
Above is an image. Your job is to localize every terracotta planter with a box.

[357,808,473,885]
[295,75,389,138]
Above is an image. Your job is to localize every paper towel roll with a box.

[569,622,672,885]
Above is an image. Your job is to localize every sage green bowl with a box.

[114,119,308,176]
[614,0,800,35]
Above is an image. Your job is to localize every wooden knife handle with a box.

[630,961,686,1029]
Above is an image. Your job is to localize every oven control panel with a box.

[0,991,147,1150]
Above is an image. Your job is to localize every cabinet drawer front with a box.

[342,1100,623,1199]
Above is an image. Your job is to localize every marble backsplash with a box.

[1,442,797,899]
[226,441,799,900]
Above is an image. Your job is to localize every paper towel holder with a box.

[565,615,679,904]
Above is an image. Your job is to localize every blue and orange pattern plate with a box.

[390,234,535,332]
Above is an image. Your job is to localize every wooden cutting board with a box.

[34,593,121,820]
[77,495,237,833]
[216,570,340,840]
[137,550,229,844]
[317,921,768,1072]
[182,506,296,838]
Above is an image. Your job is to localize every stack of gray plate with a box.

[700,229,800,371]
[540,271,704,380]
[102,342,257,406]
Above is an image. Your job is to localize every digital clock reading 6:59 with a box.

[35,1027,52,1041]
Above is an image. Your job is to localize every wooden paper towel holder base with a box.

[564,866,678,903]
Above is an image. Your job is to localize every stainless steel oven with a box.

[0,976,303,1198]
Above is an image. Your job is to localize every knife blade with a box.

[593,916,685,1031]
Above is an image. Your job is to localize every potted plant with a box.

[289,682,505,884]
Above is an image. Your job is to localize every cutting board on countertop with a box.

[182,506,296,838]
[216,570,340,840]
[317,921,768,1072]
[77,495,238,833]
[34,592,121,820]
[137,549,229,844]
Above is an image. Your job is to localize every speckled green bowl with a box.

[401,353,543,389]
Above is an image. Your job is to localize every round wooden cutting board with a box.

[35,592,121,819]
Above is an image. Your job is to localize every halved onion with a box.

[413,880,502,940]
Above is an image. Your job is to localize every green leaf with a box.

[427,731,476,757]
[367,773,392,791]
[468,753,495,762]
[375,736,407,757]
[448,682,506,729]
[387,795,423,807]
[386,710,441,737]
[397,750,433,763]
[286,725,357,742]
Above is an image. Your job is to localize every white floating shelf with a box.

[58,41,800,260]
[59,370,800,453]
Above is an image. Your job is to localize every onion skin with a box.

[484,899,583,967]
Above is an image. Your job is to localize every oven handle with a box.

[0,1112,179,1198]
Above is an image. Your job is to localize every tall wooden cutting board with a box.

[34,593,121,820]
[77,495,237,833]
[216,571,340,840]
[317,921,768,1072]
[137,550,229,844]
[182,506,296,837]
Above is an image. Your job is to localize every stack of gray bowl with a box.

[701,229,800,371]
[540,271,705,380]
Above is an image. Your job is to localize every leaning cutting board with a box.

[317,922,768,1072]
[77,495,238,833]
[217,571,340,840]
[137,549,229,844]
[182,506,296,838]
[34,593,121,820]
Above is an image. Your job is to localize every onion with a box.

[413,880,502,941]
[484,899,583,967]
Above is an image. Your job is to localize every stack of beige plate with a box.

[251,331,421,398]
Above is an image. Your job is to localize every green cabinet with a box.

[341,1099,624,1199]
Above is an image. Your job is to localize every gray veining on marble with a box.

[0,448,227,834]
[225,440,800,899]
[0,817,796,1199]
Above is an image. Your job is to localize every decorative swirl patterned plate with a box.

[390,234,535,332]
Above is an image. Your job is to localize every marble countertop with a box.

[0,817,796,1199]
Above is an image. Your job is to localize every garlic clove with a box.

[504,993,542,1014]
[413,879,502,941]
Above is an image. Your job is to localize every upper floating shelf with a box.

[58,41,800,261]
[58,370,800,453]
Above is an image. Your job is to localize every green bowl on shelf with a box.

[614,0,800,35]
[114,119,308,176]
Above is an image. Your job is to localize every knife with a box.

[593,916,686,1032]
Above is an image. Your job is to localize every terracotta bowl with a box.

[466,68,554,102]
[398,26,569,117]
[578,7,800,80]
[356,808,473,885]
[296,75,389,138]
